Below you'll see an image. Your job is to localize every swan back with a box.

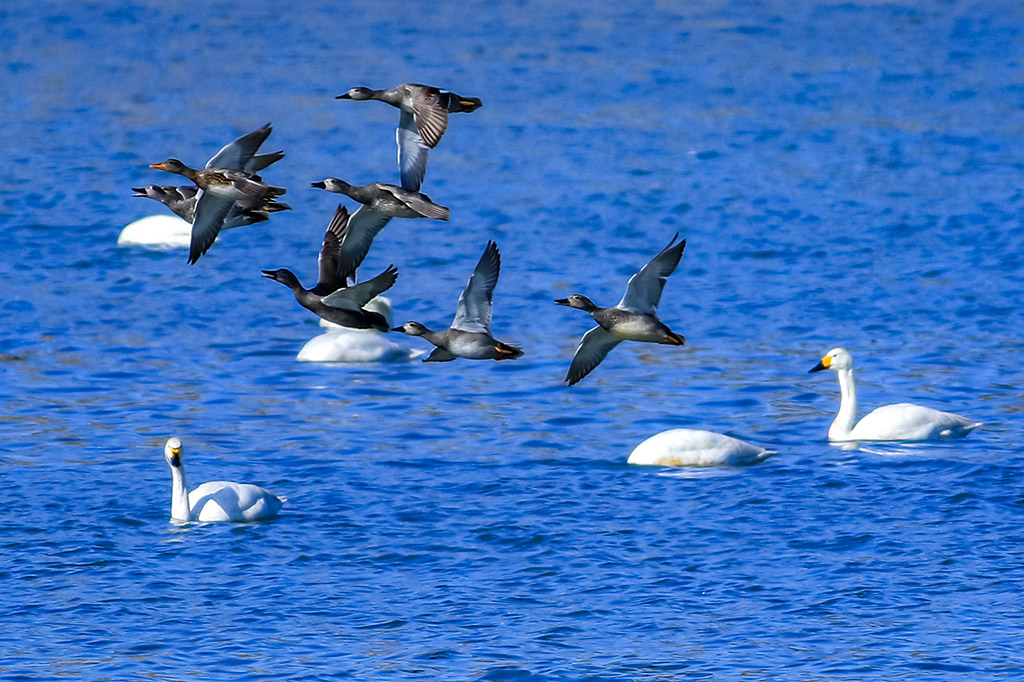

[628,429,776,467]
[297,328,418,363]
[850,403,980,441]
[188,481,284,522]
[118,214,192,248]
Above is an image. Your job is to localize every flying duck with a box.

[262,205,398,331]
[556,235,686,385]
[392,240,522,362]
[147,123,289,263]
[337,83,482,192]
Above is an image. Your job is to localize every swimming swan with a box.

[164,437,284,522]
[809,347,979,442]
[628,429,776,467]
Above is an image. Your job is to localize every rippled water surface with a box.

[3,1,1024,680]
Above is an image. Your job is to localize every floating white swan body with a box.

[118,214,192,249]
[164,437,284,522]
[297,327,420,363]
[628,428,776,467]
[809,347,979,442]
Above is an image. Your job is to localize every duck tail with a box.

[666,331,686,346]
[494,342,524,360]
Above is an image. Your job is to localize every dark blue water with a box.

[3,1,1024,679]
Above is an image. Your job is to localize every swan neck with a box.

[170,464,191,522]
[829,367,858,440]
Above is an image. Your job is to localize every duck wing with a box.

[566,326,622,386]
[381,185,449,220]
[397,110,430,192]
[618,234,686,314]
[206,123,273,171]
[247,150,284,173]
[228,171,279,200]
[222,205,268,230]
[133,185,199,222]
[188,190,235,264]
[162,186,199,221]
[336,205,393,282]
[316,205,350,291]
[321,265,399,310]
[452,241,500,334]
[411,90,449,148]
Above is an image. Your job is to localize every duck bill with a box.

[808,361,828,373]
[554,298,570,306]
[310,181,326,189]
[336,93,352,100]
[391,327,407,333]
[131,187,147,196]
[149,163,166,170]
[260,270,277,280]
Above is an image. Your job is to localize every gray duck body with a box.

[132,184,277,230]
[393,323,523,362]
[265,269,394,331]
[312,179,449,221]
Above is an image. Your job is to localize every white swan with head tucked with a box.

[628,429,776,467]
[164,437,284,522]
[809,347,979,442]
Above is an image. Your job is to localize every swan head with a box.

[555,294,597,312]
[809,347,853,373]
[392,321,429,336]
[149,158,189,175]
[164,437,183,468]
[336,87,374,101]
[310,177,351,193]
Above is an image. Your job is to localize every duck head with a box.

[311,178,351,193]
[555,294,597,312]
[336,87,375,101]
[149,158,190,175]
[261,268,301,288]
[132,185,162,198]
[392,321,429,336]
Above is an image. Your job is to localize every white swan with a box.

[295,296,422,363]
[809,347,979,442]
[628,429,776,467]
[118,214,192,249]
[164,437,284,522]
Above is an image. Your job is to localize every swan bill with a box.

[809,356,832,373]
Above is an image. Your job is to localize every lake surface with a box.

[3,1,1024,680]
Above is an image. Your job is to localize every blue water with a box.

[3,0,1024,679]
